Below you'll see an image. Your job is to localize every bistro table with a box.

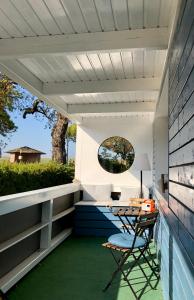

[112,206,159,234]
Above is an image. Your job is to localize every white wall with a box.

[75,115,153,190]
[153,71,168,193]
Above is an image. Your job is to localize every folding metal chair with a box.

[102,211,159,299]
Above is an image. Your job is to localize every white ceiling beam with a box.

[67,102,156,114]
[0,28,168,59]
[0,60,43,95]
[43,78,160,95]
[0,60,82,123]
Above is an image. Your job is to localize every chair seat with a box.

[108,233,146,249]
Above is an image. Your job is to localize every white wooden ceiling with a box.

[0,0,177,121]
[0,0,172,38]
[18,50,166,83]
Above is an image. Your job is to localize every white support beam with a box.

[43,78,160,95]
[0,60,43,95]
[0,28,168,59]
[67,102,156,114]
[0,60,82,123]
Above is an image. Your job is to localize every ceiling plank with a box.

[43,78,160,95]
[0,28,168,59]
[67,101,156,114]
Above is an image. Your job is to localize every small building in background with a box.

[6,146,45,163]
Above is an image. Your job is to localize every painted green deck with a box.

[7,236,163,300]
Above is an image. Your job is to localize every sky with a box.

[1,93,75,159]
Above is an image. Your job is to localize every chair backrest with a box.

[135,211,159,240]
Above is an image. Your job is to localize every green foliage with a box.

[0,161,74,196]
[0,109,16,137]
[0,75,22,137]
[67,123,77,142]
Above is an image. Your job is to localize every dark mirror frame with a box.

[98,136,135,174]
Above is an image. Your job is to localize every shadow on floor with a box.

[7,236,163,300]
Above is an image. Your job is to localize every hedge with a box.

[0,161,74,196]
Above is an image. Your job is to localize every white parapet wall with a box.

[0,183,80,293]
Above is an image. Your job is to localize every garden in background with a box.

[0,160,74,196]
[0,75,77,197]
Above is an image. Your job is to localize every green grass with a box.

[0,157,51,163]
[0,157,9,162]
[7,236,163,300]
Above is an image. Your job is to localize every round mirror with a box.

[98,136,135,174]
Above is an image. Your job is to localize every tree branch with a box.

[23,99,53,122]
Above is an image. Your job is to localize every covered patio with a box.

[7,237,162,300]
[0,1,194,300]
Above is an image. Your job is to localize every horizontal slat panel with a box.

[169,0,194,93]
[75,211,129,221]
[169,195,194,238]
[169,140,194,167]
[178,91,194,129]
[75,205,112,213]
[178,20,194,78]
[169,116,194,153]
[74,227,120,237]
[74,219,123,229]
[169,91,194,139]
[170,20,194,105]
[169,117,179,140]
[167,0,194,295]
[173,236,194,296]
[169,182,194,212]
[178,221,194,264]
[169,165,194,187]
[169,67,194,126]
[172,266,187,300]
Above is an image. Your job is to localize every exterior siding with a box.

[157,213,194,300]
[168,0,194,267]
[155,1,194,299]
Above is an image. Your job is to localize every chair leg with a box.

[103,251,129,292]
[103,244,159,298]
[124,245,159,290]
[140,250,160,279]
[104,250,140,300]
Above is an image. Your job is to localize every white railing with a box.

[0,182,80,215]
[0,183,80,293]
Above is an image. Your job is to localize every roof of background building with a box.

[6,146,45,155]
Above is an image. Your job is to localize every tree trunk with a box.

[51,113,68,164]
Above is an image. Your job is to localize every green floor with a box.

[7,236,163,300]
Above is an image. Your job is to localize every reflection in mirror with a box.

[98,136,135,174]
